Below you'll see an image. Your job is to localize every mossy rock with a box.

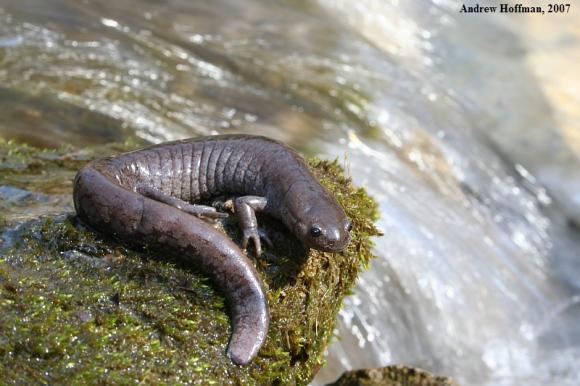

[326,366,458,386]
[0,140,381,385]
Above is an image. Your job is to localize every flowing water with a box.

[0,0,579,384]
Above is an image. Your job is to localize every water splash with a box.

[0,1,578,384]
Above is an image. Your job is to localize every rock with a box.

[0,140,381,385]
[326,366,458,386]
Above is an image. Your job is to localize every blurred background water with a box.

[0,0,579,384]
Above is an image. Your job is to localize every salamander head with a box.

[290,197,352,252]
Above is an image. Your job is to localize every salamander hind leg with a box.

[137,184,228,220]
[233,196,270,257]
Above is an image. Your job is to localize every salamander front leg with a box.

[234,196,269,257]
[137,185,228,220]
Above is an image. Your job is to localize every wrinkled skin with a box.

[73,134,351,365]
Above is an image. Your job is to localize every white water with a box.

[0,1,578,384]
[312,1,580,384]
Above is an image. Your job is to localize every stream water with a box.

[1,1,579,385]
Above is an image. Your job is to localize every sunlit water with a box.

[0,1,579,385]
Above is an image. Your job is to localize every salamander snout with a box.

[286,188,352,253]
[306,218,352,252]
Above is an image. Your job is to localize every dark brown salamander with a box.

[73,134,352,365]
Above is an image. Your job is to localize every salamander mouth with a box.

[321,246,346,252]
[310,236,350,252]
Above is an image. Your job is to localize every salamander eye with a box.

[346,221,353,232]
[310,226,322,237]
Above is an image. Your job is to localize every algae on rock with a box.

[327,366,458,386]
[0,140,380,385]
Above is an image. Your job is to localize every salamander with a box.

[73,134,352,365]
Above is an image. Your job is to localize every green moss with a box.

[0,141,380,385]
[326,366,458,386]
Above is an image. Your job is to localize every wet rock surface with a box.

[0,140,380,385]
[327,366,458,386]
